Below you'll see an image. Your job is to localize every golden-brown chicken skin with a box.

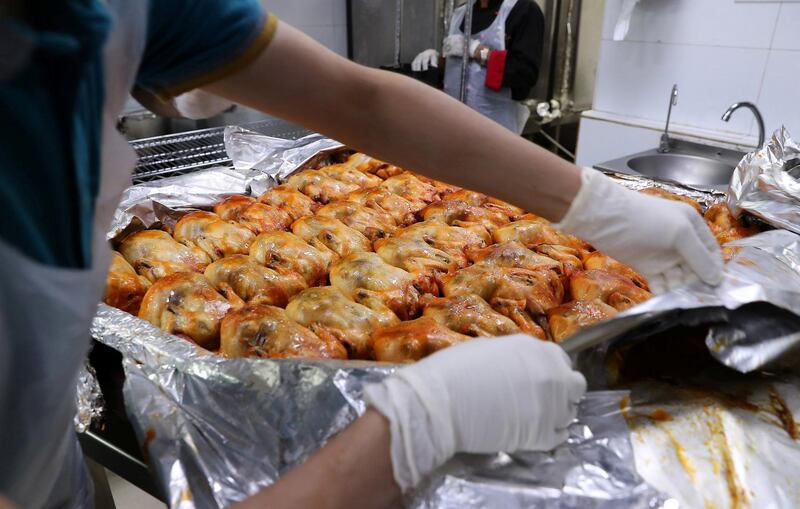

[258,185,319,220]
[640,187,703,215]
[421,199,511,238]
[570,270,652,311]
[316,201,397,242]
[285,287,399,359]
[372,317,469,363]
[330,252,427,320]
[442,189,525,219]
[286,169,360,204]
[250,231,334,287]
[138,272,231,350]
[704,203,759,249]
[119,230,210,283]
[318,162,383,189]
[375,237,465,279]
[220,304,347,359]
[422,294,521,337]
[466,241,563,274]
[386,219,488,258]
[547,299,619,343]
[238,203,294,235]
[204,255,307,307]
[346,153,404,179]
[345,188,417,226]
[214,195,256,221]
[292,216,372,259]
[413,173,461,195]
[173,211,255,261]
[582,251,649,291]
[104,251,152,315]
[533,244,584,276]
[379,172,440,211]
[492,219,591,253]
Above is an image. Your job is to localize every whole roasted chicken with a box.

[421,198,511,239]
[375,236,464,279]
[318,162,383,189]
[372,317,469,363]
[104,251,152,314]
[345,188,417,226]
[466,241,563,274]
[214,195,256,221]
[250,231,334,287]
[316,201,397,241]
[286,169,360,203]
[385,219,488,258]
[215,195,293,234]
[582,251,649,290]
[330,252,431,320]
[173,211,255,261]
[379,172,440,211]
[220,304,346,359]
[138,272,232,350]
[204,255,306,307]
[258,185,319,220]
[292,216,372,259]
[570,270,652,311]
[547,299,619,343]
[422,294,521,337]
[346,153,404,179]
[119,229,210,282]
[442,189,524,220]
[285,286,399,359]
[493,219,591,253]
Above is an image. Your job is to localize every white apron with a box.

[443,0,531,134]
[0,1,146,507]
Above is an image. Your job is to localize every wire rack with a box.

[129,118,312,184]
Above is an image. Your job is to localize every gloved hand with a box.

[556,167,724,294]
[442,34,465,57]
[364,335,586,491]
[411,49,439,72]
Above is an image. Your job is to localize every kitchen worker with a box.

[412,0,544,134]
[0,1,723,508]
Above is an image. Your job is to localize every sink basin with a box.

[627,153,735,186]
[595,140,747,190]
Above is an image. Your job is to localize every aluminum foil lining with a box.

[603,170,727,209]
[728,126,800,234]
[74,357,104,434]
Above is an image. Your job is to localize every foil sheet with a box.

[728,126,800,234]
[74,357,104,433]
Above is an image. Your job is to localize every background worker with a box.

[412,0,545,133]
[0,1,722,508]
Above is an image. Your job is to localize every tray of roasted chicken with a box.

[104,152,759,363]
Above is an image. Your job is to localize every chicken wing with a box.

[582,251,649,290]
[386,219,488,258]
[104,251,152,315]
[285,286,399,359]
[292,216,372,259]
[640,187,703,215]
[258,185,319,220]
[316,201,397,241]
[204,254,306,307]
[318,162,383,189]
[250,231,333,287]
[380,172,439,211]
[119,230,210,282]
[220,304,346,359]
[466,241,563,274]
[372,317,469,363]
[214,195,256,221]
[345,188,417,226]
[422,294,521,337]
[547,299,619,343]
[138,272,231,350]
[330,252,427,320]
[442,189,525,220]
[173,211,255,261]
[570,270,652,311]
[286,169,360,203]
[493,219,591,253]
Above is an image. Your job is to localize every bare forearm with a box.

[232,409,400,509]
[206,22,580,221]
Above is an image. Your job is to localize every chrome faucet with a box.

[658,84,678,153]
[721,102,765,148]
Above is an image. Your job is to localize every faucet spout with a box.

[658,84,679,153]
[721,101,765,148]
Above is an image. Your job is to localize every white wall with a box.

[266,0,349,56]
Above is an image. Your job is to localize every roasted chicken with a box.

[492,219,591,253]
[372,317,469,363]
[640,187,703,215]
[250,231,334,287]
[104,251,152,315]
[285,286,399,359]
[422,294,521,337]
[292,216,372,259]
[375,236,465,278]
[330,252,430,320]
[346,153,404,179]
[220,304,347,359]
[442,189,525,220]
[286,169,360,203]
[466,241,563,274]
[380,172,440,211]
[569,270,652,311]
[318,162,383,189]
[316,201,397,241]
[421,199,510,239]
[385,219,489,258]
[138,272,232,350]
[214,195,293,234]
[582,251,649,290]
[119,229,210,282]
[258,185,319,220]
[704,203,759,257]
[547,299,619,343]
[173,211,255,261]
[214,195,256,221]
[533,244,584,275]
[204,254,306,307]
[345,188,417,226]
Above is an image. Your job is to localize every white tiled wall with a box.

[266,0,349,56]
[588,0,800,144]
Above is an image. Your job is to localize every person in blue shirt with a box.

[0,1,722,508]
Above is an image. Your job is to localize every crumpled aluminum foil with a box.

[74,357,104,433]
[728,126,800,234]
[604,170,727,210]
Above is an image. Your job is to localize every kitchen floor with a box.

[104,470,165,509]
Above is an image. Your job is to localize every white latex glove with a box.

[172,90,233,120]
[442,34,465,58]
[469,38,481,57]
[411,49,439,72]
[364,335,586,491]
[556,167,724,294]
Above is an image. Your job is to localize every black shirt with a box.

[459,0,544,101]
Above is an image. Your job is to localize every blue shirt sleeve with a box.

[136,0,277,100]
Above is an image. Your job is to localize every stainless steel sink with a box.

[596,139,747,189]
